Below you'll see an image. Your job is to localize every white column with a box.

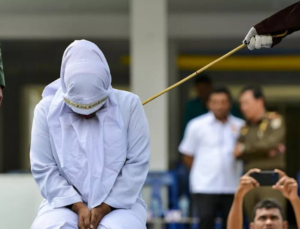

[130,0,168,170]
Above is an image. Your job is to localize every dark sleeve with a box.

[0,44,5,88]
[182,103,192,138]
[254,1,300,47]
[231,103,243,119]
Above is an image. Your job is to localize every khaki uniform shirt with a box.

[237,112,286,171]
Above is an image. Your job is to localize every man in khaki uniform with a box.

[0,44,5,108]
[234,85,286,220]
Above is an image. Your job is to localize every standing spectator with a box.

[182,76,242,136]
[0,44,5,108]
[182,75,212,135]
[234,85,286,220]
[179,87,244,229]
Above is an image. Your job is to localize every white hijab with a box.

[43,40,127,209]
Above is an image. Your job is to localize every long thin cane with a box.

[142,31,288,106]
[142,44,244,105]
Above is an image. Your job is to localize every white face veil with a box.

[42,40,127,209]
[61,40,111,115]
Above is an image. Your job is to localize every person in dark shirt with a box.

[182,76,243,135]
[243,1,300,50]
[182,75,212,135]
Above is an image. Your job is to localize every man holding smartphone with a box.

[227,169,300,229]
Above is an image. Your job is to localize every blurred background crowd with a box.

[0,0,300,228]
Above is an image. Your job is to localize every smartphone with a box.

[249,171,279,186]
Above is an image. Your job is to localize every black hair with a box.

[194,75,212,85]
[240,85,265,100]
[252,199,285,221]
[208,86,232,102]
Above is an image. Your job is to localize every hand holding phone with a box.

[249,171,279,186]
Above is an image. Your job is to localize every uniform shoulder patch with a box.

[270,118,282,129]
[266,112,282,129]
[240,125,248,135]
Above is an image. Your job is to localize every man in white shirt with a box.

[179,87,244,229]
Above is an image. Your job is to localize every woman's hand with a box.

[90,203,112,228]
[71,202,92,229]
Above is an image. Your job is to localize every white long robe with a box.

[30,89,150,229]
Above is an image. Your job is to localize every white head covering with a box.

[61,40,111,115]
[42,40,127,209]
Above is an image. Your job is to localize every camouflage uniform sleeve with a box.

[240,115,285,160]
[0,44,5,88]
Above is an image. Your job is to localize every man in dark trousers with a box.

[0,44,5,108]
[180,87,244,229]
[243,1,300,50]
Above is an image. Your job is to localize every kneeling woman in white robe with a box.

[30,40,150,229]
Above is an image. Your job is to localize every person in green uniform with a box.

[0,44,5,108]
[234,85,286,220]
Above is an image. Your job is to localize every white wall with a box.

[0,174,43,228]
[1,13,299,40]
